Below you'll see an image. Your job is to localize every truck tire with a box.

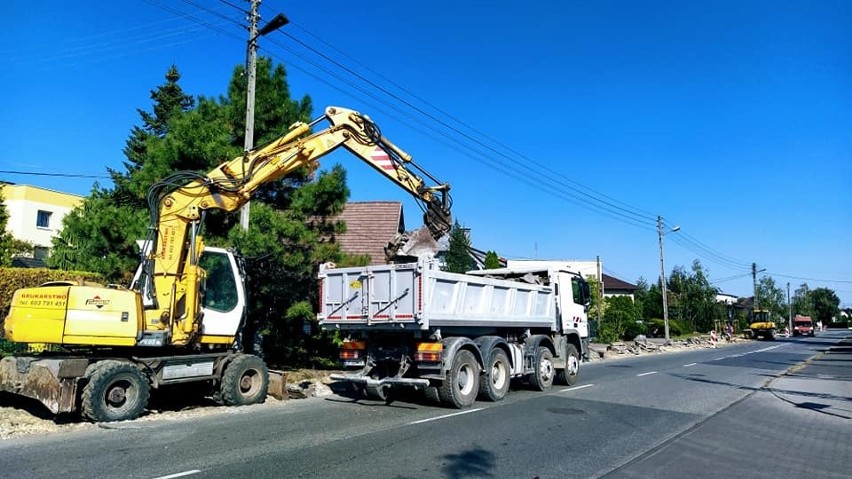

[557,343,580,386]
[81,360,150,422]
[220,354,269,406]
[529,347,554,391]
[438,349,479,409]
[478,348,510,402]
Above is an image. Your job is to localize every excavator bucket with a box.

[0,356,89,414]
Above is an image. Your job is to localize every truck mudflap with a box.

[329,373,430,389]
[0,356,89,414]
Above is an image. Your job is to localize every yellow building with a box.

[1,183,83,262]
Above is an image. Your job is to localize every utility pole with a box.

[239,0,261,231]
[787,282,792,335]
[596,255,602,324]
[752,262,758,310]
[658,216,671,341]
[239,2,288,230]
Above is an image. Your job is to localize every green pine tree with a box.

[443,221,475,273]
[483,250,501,269]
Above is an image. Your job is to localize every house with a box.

[716,292,739,305]
[333,201,405,265]
[600,274,638,300]
[1,183,82,263]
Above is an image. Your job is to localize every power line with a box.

[180,0,245,29]
[143,0,245,42]
[279,29,656,224]
[0,170,110,179]
[767,272,852,285]
[709,272,752,284]
[139,1,657,232]
[217,0,249,14]
[260,38,656,232]
[288,21,659,223]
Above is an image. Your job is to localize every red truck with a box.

[792,315,815,337]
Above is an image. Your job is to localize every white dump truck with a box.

[318,260,591,408]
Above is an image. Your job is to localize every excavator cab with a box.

[747,308,776,340]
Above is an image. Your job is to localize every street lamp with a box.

[657,216,680,341]
[239,8,290,231]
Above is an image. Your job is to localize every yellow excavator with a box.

[1,106,452,422]
[746,308,776,340]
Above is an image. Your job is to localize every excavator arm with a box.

[139,106,452,345]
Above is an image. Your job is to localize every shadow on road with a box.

[440,446,497,478]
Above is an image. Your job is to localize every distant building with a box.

[333,201,405,265]
[1,183,82,262]
[600,274,638,300]
[716,293,739,305]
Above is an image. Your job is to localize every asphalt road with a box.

[0,331,848,479]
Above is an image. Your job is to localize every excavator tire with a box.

[81,360,150,422]
[220,354,269,406]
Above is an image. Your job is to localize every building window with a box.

[34,246,50,260]
[36,210,52,229]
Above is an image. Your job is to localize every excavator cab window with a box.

[200,251,239,313]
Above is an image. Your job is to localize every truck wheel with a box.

[220,354,269,406]
[81,361,150,422]
[438,349,479,409]
[478,348,510,402]
[557,344,580,386]
[530,347,554,391]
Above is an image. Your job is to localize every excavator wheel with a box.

[219,354,269,406]
[81,360,150,422]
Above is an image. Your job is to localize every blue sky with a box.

[1,1,850,306]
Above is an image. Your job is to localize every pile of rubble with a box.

[589,334,735,361]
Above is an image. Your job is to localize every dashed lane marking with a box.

[408,408,484,425]
[636,371,658,377]
[683,363,697,367]
[560,384,594,393]
[152,471,200,479]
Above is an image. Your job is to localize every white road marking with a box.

[683,363,697,367]
[560,384,594,393]
[152,470,201,479]
[636,371,657,377]
[408,408,483,425]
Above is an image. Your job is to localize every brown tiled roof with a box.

[336,201,405,265]
[601,273,637,293]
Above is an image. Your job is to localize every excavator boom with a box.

[137,106,452,346]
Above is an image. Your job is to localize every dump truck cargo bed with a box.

[318,260,556,331]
